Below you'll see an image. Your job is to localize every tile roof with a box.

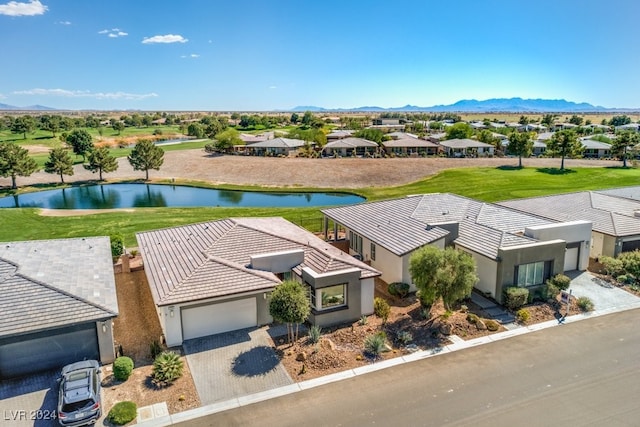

[137,217,380,306]
[246,137,306,148]
[324,137,379,149]
[598,186,640,202]
[382,138,439,148]
[323,193,557,259]
[0,237,118,338]
[439,139,494,148]
[499,192,640,237]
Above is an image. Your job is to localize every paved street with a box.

[176,309,640,427]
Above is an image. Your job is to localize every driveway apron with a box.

[0,370,58,427]
[183,326,293,405]
[567,271,640,310]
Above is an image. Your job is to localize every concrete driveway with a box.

[0,370,59,427]
[567,271,640,310]
[182,326,293,406]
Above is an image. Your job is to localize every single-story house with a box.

[500,191,640,257]
[322,194,591,304]
[326,130,354,141]
[615,123,639,132]
[239,132,275,144]
[245,137,308,156]
[581,138,611,159]
[504,139,547,156]
[386,132,418,140]
[322,137,379,157]
[382,137,440,156]
[136,217,380,347]
[0,237,119,379]
[439,139,495,157]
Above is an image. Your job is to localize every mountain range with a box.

[292,98,637,113]
[0,103,56,111]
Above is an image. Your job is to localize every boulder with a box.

[296,351,307,362]
[440,323,452,335]
[476,319,487,330]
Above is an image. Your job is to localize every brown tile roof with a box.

[137,217,380,306]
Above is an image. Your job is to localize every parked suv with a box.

[57,360,102,426]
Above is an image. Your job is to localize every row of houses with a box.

[4,186,640,379]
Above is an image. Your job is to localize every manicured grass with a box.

[1,165,640,245]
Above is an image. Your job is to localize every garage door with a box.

[564,247,579,271]
[181,298,257,341]
[0,323,99,379]
[622,239,640,253]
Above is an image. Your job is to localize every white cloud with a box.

[13,88,158,100]
[0,0,47,16]
[181,54,200,58]
[142,34,188,44]
[57,20,71,25]
[99,28,127,38]
[269,86,277,89]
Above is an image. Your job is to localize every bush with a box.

[152,351,184,387]
[308,325,322,344]
[619,250,640,278]
[364,332,387,357]
[576,296,595,312]
[373,297,391,324]
[504,287,529,310]
[516,308,531,324]
[397,331,413,345]
[110,234,125,258]
[112,356,134,381]
[545,283,560,299]
[548,274,571,291]
[107,401,137,425]
[358,315,368,326]
[485,320,499,331]
[149,340,163,360]
[388,282,410,298]
[600,256,624,277]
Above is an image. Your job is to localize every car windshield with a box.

[62,398,95,413]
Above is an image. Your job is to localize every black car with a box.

[57,360,102,426]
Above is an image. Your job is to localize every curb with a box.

[136,300,640,426]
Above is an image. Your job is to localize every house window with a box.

[516,261,547,287]
[309,284,347,311]
[348,230,363,255]
[370,243,376,261]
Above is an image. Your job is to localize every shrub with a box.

[397,331,413,345]
[545,283,560,299]
[373,297,391,324]
[388,282,410,298]
[516,308,531,324]
[130,249,139,257]
[149,340,163,360]
[308,325,322,344]
[619,250,640,278]
[576,296,595,312]
[112,356,134,381]
[617,275,630,284]
[358,315,368,326]
[107,401,137,425]
[110,234,125,258]
[364,332,387,357]
[504,287,529,310]
[600,256,624,277]
[548,274,571,291]
[152,351,184,387]
[485,320,499,331]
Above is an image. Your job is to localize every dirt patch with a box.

[104,268,200,414]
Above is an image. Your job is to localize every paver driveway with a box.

[182,326,293,405]
[0,370,59,427]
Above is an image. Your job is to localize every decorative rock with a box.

[296,351,307,362]
[440,323,452,335]
[476,319,487,330]
[321,338,337,351]
[405,344,419,353]
[382,343,393,352]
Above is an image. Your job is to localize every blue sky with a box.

[1,0,639,111]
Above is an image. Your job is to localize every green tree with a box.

[85,146,119,180]
[547,129,583,170]
[0,142,39,189]
[445,122,473,140]
[187,122,205,138]
[409,246,477,313]
[209,128,242,153]
[290,112,299,124]
[568,115,584,126]
[44,147,74,183]
[354,128,385,144]
[609,115,631,127]
[65,129,94,161]
[477,129,502,152]
[269,280,310,344]
[127,139,164,180]
[507,131,534,167]
[10,115,36,139]
[611,130,639,168]
[518,115,530,126]
[112,120,125,135]
[541,114,556,128]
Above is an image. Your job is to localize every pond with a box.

[0,184,365,209]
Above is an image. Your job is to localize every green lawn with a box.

[1,165,640,246]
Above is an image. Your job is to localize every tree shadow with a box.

[231,346,280,377]
[495,165,524,171]
[535,167,577,175]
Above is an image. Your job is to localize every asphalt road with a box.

[176,309,640,427]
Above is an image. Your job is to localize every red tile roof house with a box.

[0,237,119,379]
[136,217,380,347]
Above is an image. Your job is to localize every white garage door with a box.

[181,298,257,340]
[564,247,579,271]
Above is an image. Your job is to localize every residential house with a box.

[326,130,354,141]
[500,191,640,257]
[136,217,380,347]
[581,138,611,159]
[0,237,119,379]
[322,194,591,303]
[382,137,440,157]
[322,137,379,157]
[615,123,639,132]
[439,139,494,157]
[245,137,308,157]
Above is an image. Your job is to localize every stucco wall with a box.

[303,268,363,328]
[457,248,497,298]
[96,319,116,364]
[525,220,592,270]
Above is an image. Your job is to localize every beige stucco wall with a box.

[456,248,497,298]
[96,319,116,364]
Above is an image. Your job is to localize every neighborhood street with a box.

[176,309,640,427]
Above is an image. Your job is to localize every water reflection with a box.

[0,183,365,209]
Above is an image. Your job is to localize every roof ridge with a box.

[13,272,117,317]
